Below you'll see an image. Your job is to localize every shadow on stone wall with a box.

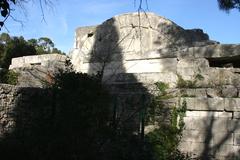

[0,77,112,160]
[199,108,240,160]
[87,18,151,140]
[85,14,188,160]
[0,87,55,159]
[2,13,238,160]
[0,17,175,159]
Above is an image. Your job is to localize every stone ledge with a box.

[181,97,240,112]
[9,54,67,69]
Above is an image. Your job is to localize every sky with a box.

[2,0,240,54]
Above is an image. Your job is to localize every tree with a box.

[0,32,10,43]
[27,38,38,47]
[0,0,16,28]
[218,0,240,11]
[0,33,65,69]
[52,47,65,55]
[28,37,65,55]
[0,0,55,30]
[38,37,54,51]
[1,35,36,68]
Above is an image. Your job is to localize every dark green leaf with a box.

[1,9,8,17]
[1,1,9,10]
[0,21,4,27]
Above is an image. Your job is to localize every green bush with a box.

[155,81,169,95]
[177,74,204,88]
[195,73,204,81]
[177,74,196,88]
[145,82,189,160]
[0,70,112,160]
[0,69,18,85]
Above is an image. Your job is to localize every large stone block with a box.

[224,98,240,111]
[192,44,240,58]
[177,67,195,79]
[185,116,231,133]
[233,112,240,119]
[177,58,209,68]
[182,98,224,111]
[103,72,178,88]
[180,88,206,97]
[234,133,240,146]
[208,98,225,111]
[181,130,214,143]
[82,58,177,75]
[212,133,233,145]
[206,88,221,98]
[222,85,238,98]
[190,142,213,157]
[215,144,235,157]
[185,111,232,118]
[228,119,240,133]
[177,48,195,59]
[9,54,67,69]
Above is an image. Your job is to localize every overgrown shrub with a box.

[177,74,196,88]
[0,69,190,160]
[0,69,112,160]
[0,69,18,85]
[177,74,204,88]
[145,82,189,160]
[155,81,169,95]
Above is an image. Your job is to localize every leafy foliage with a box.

[0,33,65,85]
[177,74,196,88]
[28,37,65,55]
[155,81,169,95]
[0,68,18,84]
[145,82,189,160]
[218,0,240,11]
[177,74,204,88]
[0,0,55,29]
[49,71,111,159]
[0,0,16,29]
[0,36,36,68]
[0,33,65,69]
[0,69,112,159]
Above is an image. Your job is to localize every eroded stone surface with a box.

[4,12,240,160]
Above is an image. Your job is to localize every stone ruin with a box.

[9,54,67,87]
[70,12,240,159]
[1,12,240,159]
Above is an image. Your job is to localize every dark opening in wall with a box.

[207,56,240,68]
[30,63,41,66]
[87,33,94,37]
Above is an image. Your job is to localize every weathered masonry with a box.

[0,84,53,137]
[70,12,240,159]
[9,54,67,87]
[1,12,240,159]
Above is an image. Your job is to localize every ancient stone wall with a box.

[9,54,66,69]
[1,12,240,159]
[8,54,67,88]
[70,12,240,159]
[177,89,240,159]
[0,84,53,137]
[0,84,18,136]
